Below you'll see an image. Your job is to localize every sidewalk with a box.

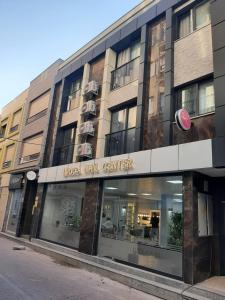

[1,232,224,300]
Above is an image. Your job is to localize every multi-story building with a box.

[4,59,62,237]
[0,89,28,231]
[2,0,225,286]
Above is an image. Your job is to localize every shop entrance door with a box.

[19,180,37,237]
[220,199,225,275]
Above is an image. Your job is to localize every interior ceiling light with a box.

[127,193,137,196]
[106,187,118,190]
[166,180,182,184]
[174,193,182,196]
[141,193,152,196]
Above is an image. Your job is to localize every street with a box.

[0,237,161,300]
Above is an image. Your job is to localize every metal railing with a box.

[105,128,136,157]
[20,153,40,164]
[111,57,140,90]
[53,144,75,166]
[26,108,48,124]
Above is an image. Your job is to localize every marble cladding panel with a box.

[173,114,215,145]
[79,180,102,255]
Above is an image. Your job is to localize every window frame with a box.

[176,78,215,118]
[176,0,211,40]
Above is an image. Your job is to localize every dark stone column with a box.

[211,0,225,167]
[79,179,103,255]
[183,172,220,284]
[183,172,195,284]
[30,183,46,239]
[135,24,148,151]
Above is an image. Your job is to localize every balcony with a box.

[105,128,136,157]
[26,109,48,124]
[53,144,75,166]
[111,57,140,90]
[20,153,40,164]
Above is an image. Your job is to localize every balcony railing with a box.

[111,57,140,90]
[26,108,48,124]
[105,128,136,157]
[9,124,19,133]
[53,144,75,166]
[20,153,40,164]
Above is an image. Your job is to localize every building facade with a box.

[2,0,225,286]
[0,90,28,231]
[4,60,63,237]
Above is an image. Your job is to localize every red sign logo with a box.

[175,109,191,131]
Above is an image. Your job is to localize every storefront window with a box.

[98,176,183,277]
[6,189,23,233]
[39,182,85,248]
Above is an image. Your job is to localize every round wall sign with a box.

[26,171,37,181]
[175,109,191,131]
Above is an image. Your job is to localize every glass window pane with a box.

[6,190,23,233]
[130,41,140,60]
[127,106,137,129]
[117,48,130,68]
[195,1,210,30]
[99,176,183,277]
[40,182,85,249]
[179,13,191,38]
[111,109,126,133]
[180,85,196,115]
[199,81,215,115]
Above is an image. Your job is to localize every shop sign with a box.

[26,171,37,181]
[64,158,134,177]
[175,109,191,131]
[9,175,23,190]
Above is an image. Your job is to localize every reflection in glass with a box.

[40,182,85,248]
[99,176,183,277]
[6,189,23,233]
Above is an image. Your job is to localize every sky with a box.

[0,0,141,109]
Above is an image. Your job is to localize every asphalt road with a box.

[0,236,161,300]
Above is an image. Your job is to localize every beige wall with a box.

[174,24,213,87]
[14,60,62,171]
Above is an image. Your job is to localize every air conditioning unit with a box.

[83,81,99,97]
[78,121,94,136]
[81,100,96,116]
[77,143,92,158]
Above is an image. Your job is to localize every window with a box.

[20,133,43,163]
[111,41,140,90]
[27,92,50,123]
[66,78,82,112]
[105,106,137,156]
[117,40,140,68]
[3,144,15,168]
[177,1,211,39]
[195,1,210,30]
[39,182,86,249]
[54,125,76,166]
[179,12,191,38]
[10,110,22,133]
[177,80,215,117]
[0,123,7,138]
[98,176,183,277]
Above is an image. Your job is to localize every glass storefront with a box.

[98,176,183,277]
[39,182,85,248]
[6,189,23,233]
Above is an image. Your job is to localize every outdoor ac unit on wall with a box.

[77,143,92,158]
[78,121,95,136]
[81,100,96,116]
[83,80,99,97]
